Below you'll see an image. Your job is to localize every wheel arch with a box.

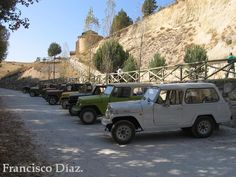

[81,105,102,116]
[112,116,143,130]
[193,114,217,127]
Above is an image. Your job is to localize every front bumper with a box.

[101,118,113,131]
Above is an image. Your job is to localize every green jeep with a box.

[59,83,93,109]
[75,83,152,124]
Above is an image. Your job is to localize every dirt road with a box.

[0,88,236,177]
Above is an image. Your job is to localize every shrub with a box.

[149,53,166,68]
[93,40,129,73]
[184,45,208,79]
[149,53,166,78]
[123,55,138,72]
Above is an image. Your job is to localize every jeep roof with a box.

[107,82,153,88]
[156,82,217,90]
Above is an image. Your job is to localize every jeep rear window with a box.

[112,87,131,98]
[185,88,219,104]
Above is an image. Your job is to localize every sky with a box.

[6,0,175,62]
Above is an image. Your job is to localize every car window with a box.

[157,90,168,104]
[112,87,131,98]
[185,88,219,104]
[104,86,114,95]
[143,87,159,102]
[157,90,183,105]
[169,90,183,105]
[94,87,105,95]
[118,87,131,98]
[133,87,145,96]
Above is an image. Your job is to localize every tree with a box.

[184,45,208,79]
[142,0,158,17]
[0,0,38,31]
[48,43,62,57]
[0,0,38,62]
[110,9,133,34]
[84,7,99,32]
[0,25,9,62]
[149,53,166,68]
[93,40,129,73]
[103,0,116,36]
[123,55,138,72]
[149,52,166,77]
[48,42,61,80]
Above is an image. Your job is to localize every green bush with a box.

[184,45,208,79]
[149,53,166,78]
[184,45,208,64]
[123,55,138,72]
[93,40,129,73]
[149,53,166,68]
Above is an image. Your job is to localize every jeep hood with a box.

[46,90,63,95]
[61,91,78,97]
[79,95,108,103]
[71,92,91,97]
[109,100,142,114]
[30,87,39,90]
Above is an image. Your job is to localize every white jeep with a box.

[102,83,232,145]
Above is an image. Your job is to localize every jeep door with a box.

[154,89,183,127]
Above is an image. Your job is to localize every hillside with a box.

[92,0,236,68]
[0,61,31,79]
[0,60,78,81]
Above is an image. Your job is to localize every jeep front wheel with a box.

[48,96,58,105]
[61,100,68,109]
[30,91,35,97]
[192,117,214,138]
[111,120,135,145]
[80,108,97,124]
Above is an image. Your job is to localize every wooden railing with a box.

[89,59,236,84]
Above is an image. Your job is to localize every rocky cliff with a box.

[94,0,236,68]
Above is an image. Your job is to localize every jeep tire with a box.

[48,96,58,105]
[61,100,68,109]
[111,120,135,145]
[69,105,78,116]
[191,116,214,138]
[80,108,97,124]
[30,91,36,97]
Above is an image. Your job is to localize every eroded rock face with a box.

[92,0,236,68]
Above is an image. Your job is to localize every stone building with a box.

[71,30,103,59]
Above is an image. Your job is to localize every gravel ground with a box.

[0,88,236,177]
[0,99,50,177]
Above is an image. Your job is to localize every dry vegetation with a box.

[0,61,31,79]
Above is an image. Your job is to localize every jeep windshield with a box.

[104,86,114,95]
[143,87,159,102]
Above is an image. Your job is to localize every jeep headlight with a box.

[105,105,113,119]
[107,105,113,113]
[76,99,81,107]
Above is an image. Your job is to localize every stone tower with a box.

[75,30,103,58]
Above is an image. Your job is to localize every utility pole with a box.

[138,19,146,83]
